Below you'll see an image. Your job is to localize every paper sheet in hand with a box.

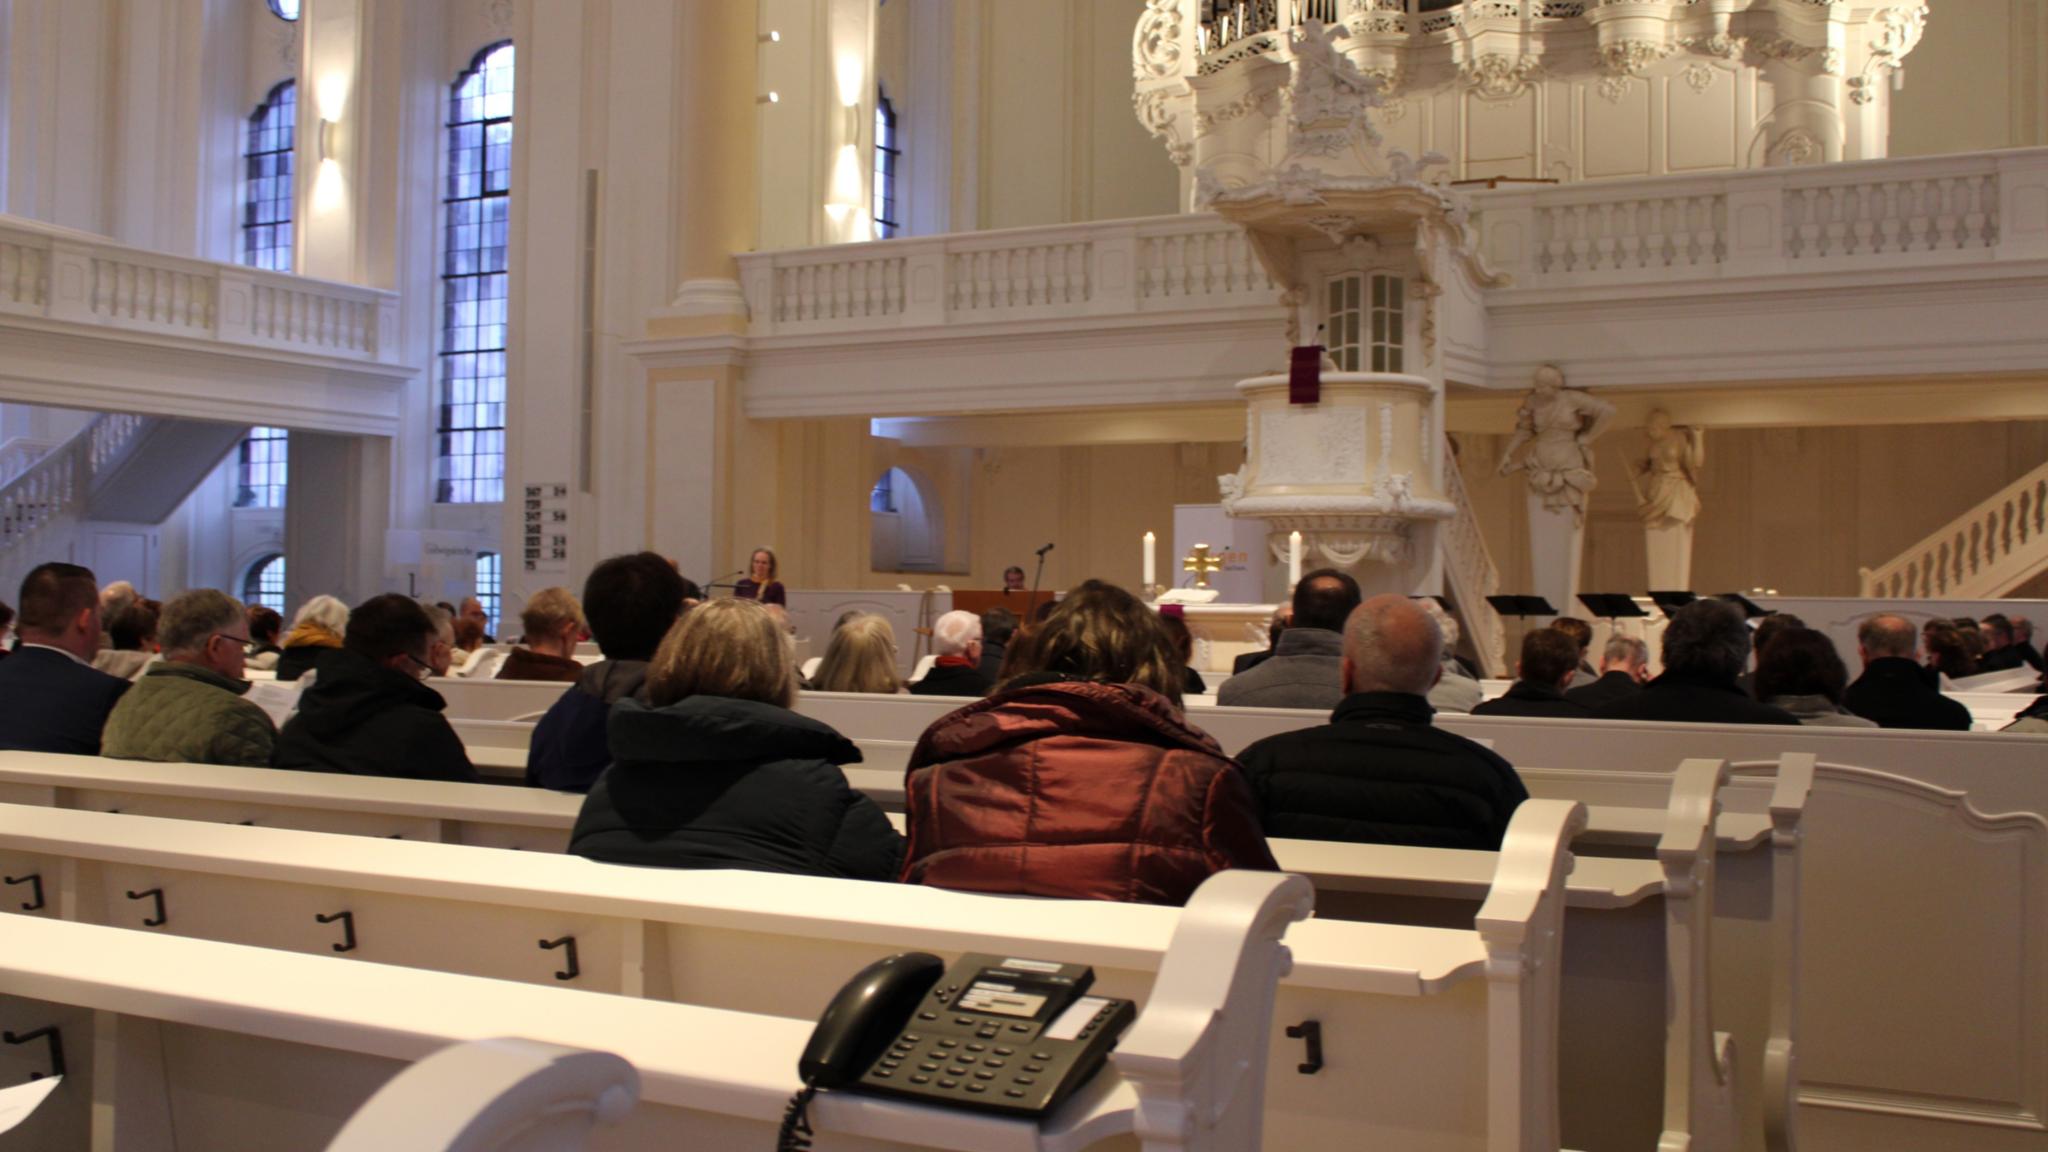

[0,1076,62,1135]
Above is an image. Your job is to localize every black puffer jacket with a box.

[1236,691,1528,850]
[569,695,903,880]
[274,649,478,782]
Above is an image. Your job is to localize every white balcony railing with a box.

[0,215,398,364]
[1473,147,2048,287]
[1860,458,2048,600]
[738,215,1283,337]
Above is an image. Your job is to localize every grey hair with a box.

[158,589,246,656]
[422,602,456,641]
[1661,599,1751,679]
[1345,596,1443,696]
[292,594,350,633]
[1602,635,1649,667]
[1414,598,1460,655]
[930,609,982,656]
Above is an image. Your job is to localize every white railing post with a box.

[901,240,949,327]
[1996,149,2048,261]
[1475,192,1538,284]
[1092,223,1140,316]
[1722,179,1786,276]
[45,242,96,325]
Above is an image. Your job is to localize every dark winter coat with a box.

[569,695,902,880]
[1591,669,1801,726]
[1236,691,1528,850]
[1565,670,1643,712]
[527,659,650,792]
[1843,656,1974,731]
[274,649,477,782]
[1472,680,1593,719]
[909,658,994,698]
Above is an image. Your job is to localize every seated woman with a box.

[568,598,902,880]
[732,547,787,607]
[810,612,905,694]
[1156,607,1206,697]
[899,580,1277,906]
[276,595,349,682]
[1756,627,1877,727]
[245,605,284,672]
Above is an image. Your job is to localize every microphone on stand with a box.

[705,569,747,594]
[1030,543,1055,605]
[1034,542,1056,557]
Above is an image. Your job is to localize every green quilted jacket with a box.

[101,663,277,768]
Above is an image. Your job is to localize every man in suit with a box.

[1843,613,1973,731]
[0,563,131,754]
[1567,635,1650,711]
[1473,629,1593,718]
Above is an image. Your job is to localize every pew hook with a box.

[3,873,43,912]
[539,935,580,981]
[2,1026,64,1081]
[125,887,167,927]
[1285,1020,1324,1075]
[316,910,357,953]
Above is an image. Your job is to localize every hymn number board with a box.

[523,483,571,573]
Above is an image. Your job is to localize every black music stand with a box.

[1577,593,1649,623]
[1485,595,1558,619]
[1716,593,1775,619]
[1648,590,1698,617]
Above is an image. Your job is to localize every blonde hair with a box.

[646,598,798,708]
[1004,580,1183,704]
[812,612,903,694]
[520,586,587,639]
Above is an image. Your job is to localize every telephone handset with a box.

[792,950,1136,1120]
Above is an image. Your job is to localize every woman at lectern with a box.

[732,547,786,607]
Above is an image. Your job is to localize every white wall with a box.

[1891,0,2048,158]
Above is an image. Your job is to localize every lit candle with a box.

[1143,531,1157,590]
[1288,530,1303,588]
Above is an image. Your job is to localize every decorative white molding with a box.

[665,278,750,320]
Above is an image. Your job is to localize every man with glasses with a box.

[103,589,276,766]
[275,594,477,782]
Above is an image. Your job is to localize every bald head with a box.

[1858,613,1918,661]
[1342,594,1444,696]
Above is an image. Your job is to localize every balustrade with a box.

[1860,460,2048,599]
[0,215,393,364]
[1440,447,1508,677]
[0,413,148,562]
[1784,170,1999,260]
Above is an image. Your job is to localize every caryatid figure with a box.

[1495,365,1615,524]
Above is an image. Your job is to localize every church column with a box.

[285,431,392,609]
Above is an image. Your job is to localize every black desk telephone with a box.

[778,951,1136,1147]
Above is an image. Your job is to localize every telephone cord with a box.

[776,1081,819,1152]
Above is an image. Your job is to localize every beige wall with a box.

[740,418,1239,592]
[1890,0,2048,156]
[1457,419,2048,599]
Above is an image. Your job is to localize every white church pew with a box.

[0,800,1586,1152]
[0,871,1312,1152]
[322,1038,640,1152]
[0,748,1803,1151]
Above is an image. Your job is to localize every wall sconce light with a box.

[843,104,862,141]
[759,30,781,43]
[318,118,338,162]
[757,92,780,105]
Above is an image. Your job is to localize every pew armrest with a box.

[1112,870,1315,1152]
[323,1037,638,1152]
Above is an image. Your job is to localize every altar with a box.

[1171,601,1283,676]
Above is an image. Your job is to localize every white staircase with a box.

[1441,445,1508,678]
[0,413,148,591]
[1860,459,2048,598]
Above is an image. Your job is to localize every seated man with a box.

[459,595,497,644]
[2012,617,2043,673]
[1549,616,1599,688]
[1977,614,2028,673]
[976,607,1016,686]
[910,610,993,697]
[275,594,477,782]
[1593,600,1799,725]
[1232,606,1292,676]
[1237,594,1528,850]
[1566,635,1650,711]
[528,553,691,792]
[103,589,276,766]
[0,562,130,754]
[496,587,587,683]
[1473,629,1592,718]
[1843,613,1973,731]
[1218,569,1360,710]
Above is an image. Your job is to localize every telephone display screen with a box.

[956,981,1050,1019]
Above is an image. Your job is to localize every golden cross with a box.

[1182,544,1223,589]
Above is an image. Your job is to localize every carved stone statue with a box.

[1494,365,1615,523]
[1634,408,1704,527]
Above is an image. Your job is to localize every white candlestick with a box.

[1288,531,1303,588]
[1143,531,1157,590]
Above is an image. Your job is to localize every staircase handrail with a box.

[1441,443,1509,677]
[1858,458,2048,598]
[0,413,150,559]
[0,436,55,487]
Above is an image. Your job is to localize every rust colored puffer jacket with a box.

[900,678,1279,906]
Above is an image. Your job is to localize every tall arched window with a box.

[243,554,287,616]
[873,88,899,240]
[242,81,296,272]
[474,551,502,636]
[438,42,515,505]
[236,426,289,508]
